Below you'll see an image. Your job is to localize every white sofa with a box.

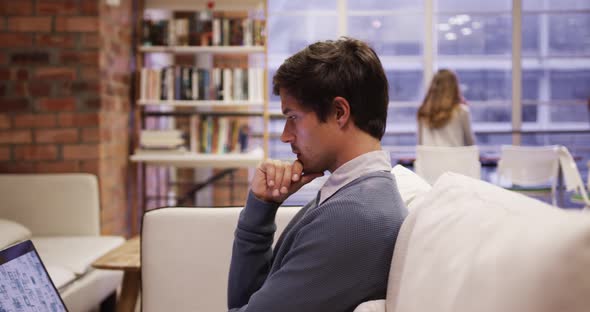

[0,174,125,312]
[141,166,590,312]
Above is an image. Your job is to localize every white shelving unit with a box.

[133,50,268,162]
[139,45,265,54]
[138,99,264,108]
[133,0,268,209]
[130,149,263,168]
[132,10,268,165]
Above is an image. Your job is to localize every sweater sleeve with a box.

[227,191,280,309]
[228,195,401,312]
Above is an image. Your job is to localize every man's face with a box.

[279,89,338,174]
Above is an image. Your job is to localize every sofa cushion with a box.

[46,265,77,290]
[0,174,101,236]
[387,172,590,312]
[0,219,32,248]
[33,236,125,275]
[391,165,431,208]
[60,269,123,312]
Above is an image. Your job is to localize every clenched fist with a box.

[251,159,324,203]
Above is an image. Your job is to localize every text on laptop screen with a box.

[0,240,67,312]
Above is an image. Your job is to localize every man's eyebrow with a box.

[282,108,292,115]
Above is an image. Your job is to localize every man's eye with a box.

[287,115,296,120]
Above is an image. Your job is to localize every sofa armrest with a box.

[0,174,101,236]
[141,206,300,312]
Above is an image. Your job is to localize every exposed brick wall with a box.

[98,0,133,236]
[0,0,133,236]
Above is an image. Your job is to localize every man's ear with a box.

[332,96,351,128]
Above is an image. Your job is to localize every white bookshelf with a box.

[139,45,264,54]
[130,149,263,168]
[134,0,268,209]
[138,99,264,108]
[145,0,263,11]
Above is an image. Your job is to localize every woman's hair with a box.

[417,69,464,129]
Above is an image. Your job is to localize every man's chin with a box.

[296,155,321,174]
[296,155,309,170]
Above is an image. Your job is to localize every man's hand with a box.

[251,159,324,203]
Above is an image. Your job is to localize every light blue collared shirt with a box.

[318,150,392,205]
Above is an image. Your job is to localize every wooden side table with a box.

[92,236,141,312]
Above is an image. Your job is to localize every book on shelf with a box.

[137,116,251,156]
[140,140,185,149]
[134,146,189,155]
[142,19,167,46]
[139,129,186,150]
[139,66,264,103]
[142,11,265,47]
[190,115,250,154]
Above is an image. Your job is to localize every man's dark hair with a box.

[272,37,389,140]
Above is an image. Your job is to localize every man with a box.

[228,37,407,312]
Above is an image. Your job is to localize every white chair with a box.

[141,207,301,312]
[496,145,560,206]
[414,145,481,185]
[558,146,590,209]
[0,174,124,311]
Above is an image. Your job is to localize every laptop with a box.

[0,240,68,312]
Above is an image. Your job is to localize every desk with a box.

[395,154,582,168]
[395,155,500,168]
[93,236,140,312]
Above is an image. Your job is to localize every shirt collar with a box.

[318,150,392,205]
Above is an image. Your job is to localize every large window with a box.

[436,1,513,150]
[267,0,340,163]
[267,0,590,204]
[520,0,590,169]
[348,2,424,138]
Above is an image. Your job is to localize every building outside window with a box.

[267,0,590,205]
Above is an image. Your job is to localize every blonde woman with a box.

[417,69,476,146]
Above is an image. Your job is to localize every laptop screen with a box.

[0,240,68,312]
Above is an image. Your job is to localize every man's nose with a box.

[280,125,293,143]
